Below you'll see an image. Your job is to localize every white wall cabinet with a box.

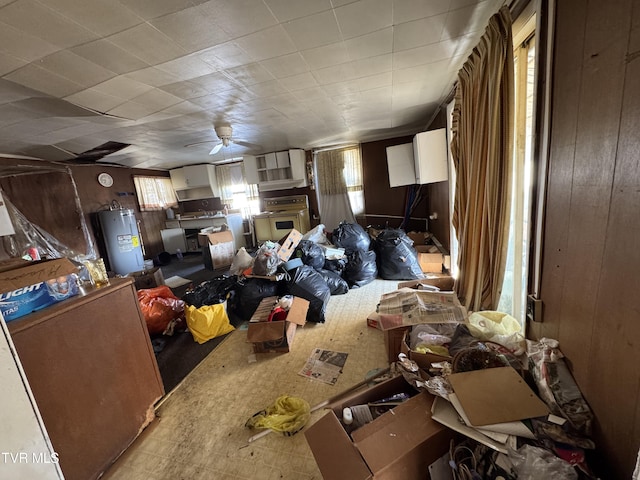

[386,143,416,187]
[244,149,307,191]
[412,129,448,184]
[169,164,220,201]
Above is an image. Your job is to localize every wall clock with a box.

[98,173,113,187]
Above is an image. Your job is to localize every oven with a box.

[253,195,311,243]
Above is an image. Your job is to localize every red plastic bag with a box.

[137,285,185,335]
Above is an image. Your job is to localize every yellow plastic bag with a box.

[245,395,310,436]
[185,303,234,344]
[467,310,525,354]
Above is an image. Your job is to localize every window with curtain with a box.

[133,176,177,211]
[497,22,537,322]
[215,162,260,218]
[313,145,365,230]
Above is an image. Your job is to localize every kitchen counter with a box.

[162,213,244,253]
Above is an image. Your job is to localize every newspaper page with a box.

[377,288,467,326]
[298,348,349,385]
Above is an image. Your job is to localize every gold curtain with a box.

[451,6,514,311]
[316,149,347,195]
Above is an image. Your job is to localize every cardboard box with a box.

[305,375,454,480]
[277,229,302,262]
[127,267,165,290]
[406,231,431,246]
[246,296,309,353]
[384,325,411,363]
[400,329,452,371]
[415,246,444,273]
[398,274,455,292]
[200,230,235,270]
[0,258,79,322]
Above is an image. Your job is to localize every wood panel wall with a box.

[529,0,640,476]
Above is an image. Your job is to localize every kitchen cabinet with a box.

[386,143,416,187]
[169,164,220,201]
[412,128,448,184]
[160,227,187,254]
[8,278,164,480]
[244,149,308,191]
[161,214,244,253]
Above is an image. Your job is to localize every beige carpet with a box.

[103,278,399,480]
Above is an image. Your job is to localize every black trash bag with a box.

[229,277,284,321]
[293,240,325,270]
[323,256,348,275]
[316,268,349,295]
[374,229,424,280]
[332,221,371,254]
[182,275,238,308]
[448,324,479,357]
[286,265,331,323]
[343,250,377,288]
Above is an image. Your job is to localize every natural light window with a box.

[215,163,260,218]
[133,176,177,211]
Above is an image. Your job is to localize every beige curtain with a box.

[315,147,359,230]
[133,176,177,211]
[215,163,259,217]
[316,149,347,195]
[451,6,514,311]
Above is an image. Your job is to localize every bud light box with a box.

[0,258,79,322]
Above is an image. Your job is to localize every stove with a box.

[253,195,311,242]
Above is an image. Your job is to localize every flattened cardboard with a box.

[246,296,309,353]
[398,274,454,292]
[277,229,302,262]
[447,366,549,426]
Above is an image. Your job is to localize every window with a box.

[342,146,365,216]
[133,176,177,211]
[215,162,260,218]
[497,10,537,322]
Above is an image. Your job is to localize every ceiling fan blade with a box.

[184,140,215,148]
[233,140,262,150]
[209,143,224,155]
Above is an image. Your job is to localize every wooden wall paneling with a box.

[0,168,90,256]
[426,181,450,251]
[586,1,640,475]
[532,0,588,342]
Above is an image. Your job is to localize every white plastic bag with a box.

[301,224,328,244]
[467,310,526,355]
[230,247,254,275]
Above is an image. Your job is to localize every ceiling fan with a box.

[185,124,261,155]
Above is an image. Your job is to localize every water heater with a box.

[98,209,144,275]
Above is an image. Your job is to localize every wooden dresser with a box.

[7,278,164,480]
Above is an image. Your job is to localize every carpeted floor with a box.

[103,277,400,480]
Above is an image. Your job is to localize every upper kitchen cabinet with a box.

[412,129,448,184]
[169,164,220,201]
[244,149,308,191]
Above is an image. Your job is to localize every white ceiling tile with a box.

[190,72,243,93]
[117,0,195,20]
[0,103,38,127]
[392,0,450,24]
[393,14,447,51]
[125,67,183,87]
[355,71,392,91]
[161,101,203,116]
[234,25,296,62]
[300,42,349,70]
[244,80,287,98]
[224,63,274,87]
[392,41,459,69]
[279,72,318,92]
[283,10,341,51]
[93,76,153,100]
[344,27,392,61]
[321,80,360,98]
[0,78,44,105]
[290,86,329,103]
[198,0,278,38]
[312,62,356,85]
[40,0,143,36]
[260,53,310,79]
[156,56,215,81]
[264,0,332,22]
[334,0,392,40]
[71,40,150,75]
[0,21,61,62]
[108,23,186,65]
[159,81,211,99]
[197,42,254,70]
[37,51,117,88]
[350,54,392,77]
[441,2,500,41]
[4,64,85,97]
[0,52,26,76]
[150,6,230,53]
[64,89,126,112]
[0,0,97,48]
[107,100,161,120]
[131,88,183,110]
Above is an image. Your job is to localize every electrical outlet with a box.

[526,294,543,322]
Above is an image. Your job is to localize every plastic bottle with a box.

[176,248,183,261]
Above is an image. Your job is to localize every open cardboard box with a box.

[0,258,79,322]
[199,230,235,270]
[246,295,309,353]
[305,375,454,480]
[414,246,444,273]
[277,229,303,262]
[400,328,452,371]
